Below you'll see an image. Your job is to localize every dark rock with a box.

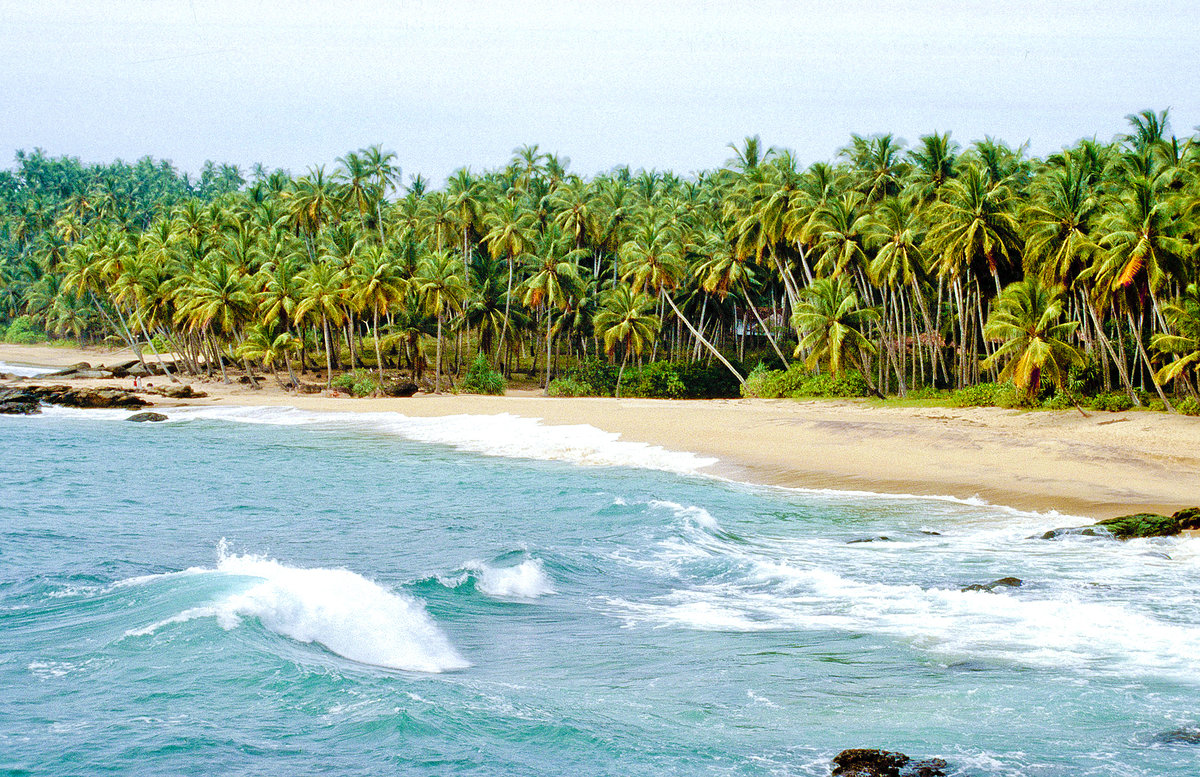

[10,385,149,410]
[1173,507,1200,531]
[831,749,947,777]
[847,536,891,544]
[0,399,40,415]
[1152,726,1200,745]
[1035,526,1117,540]
[920,530,942,536]
[125,362,151,377]
[108,359,141,377]
[298,382,325,394]
[383,380,420,397]
[160,384,204,399]
[962,577,1023,592]
[72,369,114,379]
[1096,513,1181,539]
[126,411,169,423]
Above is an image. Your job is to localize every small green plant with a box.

[1086,392,1135,412]
[458,353,506,395]
[1178,397,1200,416]
[332,368,380,397]
[626,361,686,398]
[567,357,618,396]
[951,382,1002,407]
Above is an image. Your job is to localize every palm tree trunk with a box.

[435,308,444,393]
[1128,309,1174,411]
[544,308,553,394]
[616,349,629,398]
[1084,298,1135,403]
[373,308,385,385]
[496,253,515,367]
[742,282,788,366]
[321,315,334,388]
[664,293,744,383]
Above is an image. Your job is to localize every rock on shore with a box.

[831,749,947,776]
[1037,508,1200,540]
[0,385,149,413]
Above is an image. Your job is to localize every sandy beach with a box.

[4,342,1197,519]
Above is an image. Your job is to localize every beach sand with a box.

[4,342,1197,519]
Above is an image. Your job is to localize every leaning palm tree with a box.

[791,276,879,379]
[1152,284,1200,390]
[350,244,408,384]
[981,278,1082,401]
[594,286,661,397]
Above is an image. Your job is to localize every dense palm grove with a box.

[3,110,1200,409]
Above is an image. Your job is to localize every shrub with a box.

[1087,392,1134,412]
[567,357,618,396]
[742,363,871,399]
[626,361,687,398]
[674,360,743,398]
[951,382,1002,407]
[1176,397,1200,416]
[4,315,42,344]
[458,353,506,395]
[1041,390,1074,410]
[547,377,593,397]
[332,368,380,397]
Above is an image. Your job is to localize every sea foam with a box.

[128,543,468,673]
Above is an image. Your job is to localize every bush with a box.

[951,382,1002,407]
[458,353,506,395]
[674,360,743,398]
[1041,389,1074,410]
[741,362,871,399]
[4,315,42,344]
[1087,392,1134,412]
[566,357,618,396]
[332,369,380,397]
[1176,397,1200,416]
[547,378,593,397]
[625,361,687,398]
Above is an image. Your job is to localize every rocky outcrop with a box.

[127,411,169,422]
[961,577,1023,592]
[0,390,41,414]
[1036,508,1200,541]
[0,385,149,410]
[383,380,420,397]
[831,749,947,777]
[145,384,206,399]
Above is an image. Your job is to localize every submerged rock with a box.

[1036,526,1117,540]
[831,749,947,777]
[961,577,1023,592]
[847,536,891,544]
[0,399,40,415]
[126,411,169,423]
[1152,727,1200,745]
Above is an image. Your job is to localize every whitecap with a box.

[126,543,468,673]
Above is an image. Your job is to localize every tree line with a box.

[2,110,1199,408]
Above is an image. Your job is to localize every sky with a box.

[3,0,1198,185]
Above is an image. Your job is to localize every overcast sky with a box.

[4,1,1198,184]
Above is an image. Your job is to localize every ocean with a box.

[3,405,1199,775]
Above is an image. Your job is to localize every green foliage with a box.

[458,353,506,395]
[625,362,686,398]
[951,382,1003,407]
[742,362,870,399]
[4,315,42,344]
[331,368,380,397]
[674,360,743,398]
[1176,397,1200,416]
[565,357,618,396]
[547,378,593,397]
[1086,392,1135,412]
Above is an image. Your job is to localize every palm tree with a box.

[926,164,1023,295]
[294,260,348,387]
[413,250,466,393]
[791,276,879,380]
[594,286,661,397]
[351,244,408,384]
[1152,284,1200,390]
[482,199,536,363]
[521,228,584,391]
[981,278,1081,401]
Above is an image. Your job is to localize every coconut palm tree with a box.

[594,285,661,397]
[981,278,1081,401]
[351,244,408,383]
[521,227,584,391]
[791,276,879,379]
[1152,284,1200,390]
[413,249,466,393]
[294,260,348,387]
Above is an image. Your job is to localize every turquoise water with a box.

[3,406,1200,776]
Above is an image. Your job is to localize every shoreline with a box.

[5,342,1198,520]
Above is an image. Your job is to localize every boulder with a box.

[383,380,420,397]
[10,385,149,410]
[124,362,151,377]
[126,411,169,423]
[108,359,141,377]
[962,577,1023,592]
[0,399,40,415]
[1036,526,1116,540]
[1037,508,1200,541]
[847,536,892,544]
[1174,507,1200,531]
[831,749,947,777]
[72,369,114,379]
[154,384,205,399]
